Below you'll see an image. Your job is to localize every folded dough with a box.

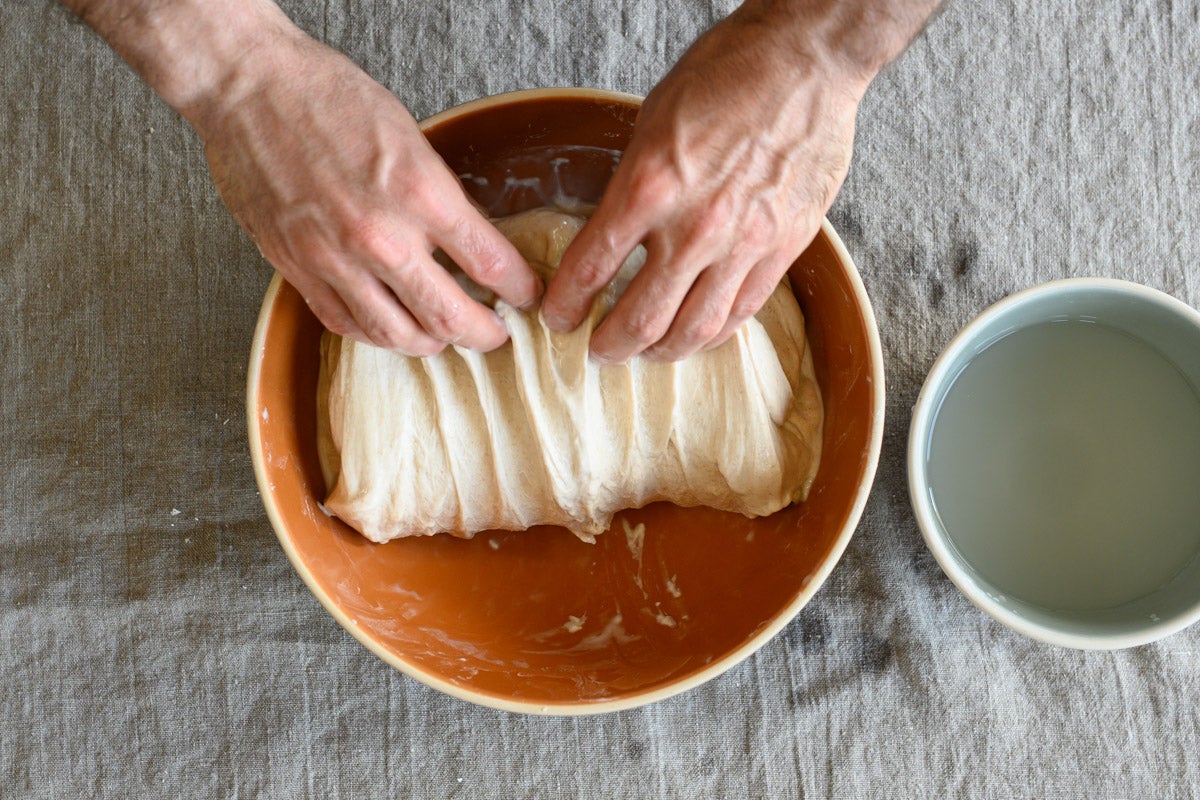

[317,209,823,543]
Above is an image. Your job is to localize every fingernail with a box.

[642,346,665,362]
[518,277,545,312]
[588,349,614,367]
[590,347,630,366]
[542,310,570,332]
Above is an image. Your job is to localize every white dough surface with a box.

[319,209,823,542]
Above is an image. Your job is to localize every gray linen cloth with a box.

[1,0,1197,796]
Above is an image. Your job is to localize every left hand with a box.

[541,2,868,363]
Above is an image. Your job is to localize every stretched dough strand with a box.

[318,209,822,543]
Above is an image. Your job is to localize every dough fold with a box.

[317,209,823,543]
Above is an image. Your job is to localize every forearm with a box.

[736,0,945,88]
[60,0,298,129]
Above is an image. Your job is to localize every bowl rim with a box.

[907,276,1200,650]
[247,86,887,714]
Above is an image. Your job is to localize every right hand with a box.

[193,25,541,354]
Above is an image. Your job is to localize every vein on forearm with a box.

[740,0,947,83]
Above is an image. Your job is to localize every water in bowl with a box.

[926,319,1200,612]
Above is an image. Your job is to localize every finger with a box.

[541,186,650,333]
[642,257,754,362]
[702,256,792,352]
[588,245,704,364]
[294,277,370,344]
[433,197,543,311]
[326,271,447,356]
[377,250,510,352]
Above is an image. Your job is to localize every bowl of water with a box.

[908,278,1200,648]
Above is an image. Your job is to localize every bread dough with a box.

[317,209,823,543]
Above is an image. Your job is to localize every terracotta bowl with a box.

[247,88,885,714]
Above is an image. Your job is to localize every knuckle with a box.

[449,213,483,250]
[730,291,770,322]
[746,201,787,247]
[390,165,430,203]
[361,317,406,351]
[357,311,448,357]
[470,255,506,287]
[343,213,409,265]
[458,234,509,287]
[281,225,334,269]
[619,309,668,346]
[576,261,611,291]
[666,316,721,356]
[420,299,467,342]
[687,314,725,345]
[356,308,444,355]
[740,222,772,253]
[408,337,446,358]
[626,161,677,216]
[303,295,353,335]
[386,264,472,344]
[729,298,759,322]
[315,309,358,338]
[403,170,447,210]
[690,202,732,242]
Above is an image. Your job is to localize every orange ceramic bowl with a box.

[247,88,885,714]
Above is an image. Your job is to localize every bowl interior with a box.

[910,280,1200,648]
[251,92,882,709]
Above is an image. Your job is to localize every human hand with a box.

[66,0,939,358]
[541,2,868,363]
[189,15,541,354]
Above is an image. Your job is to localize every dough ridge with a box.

[318,208,823,543]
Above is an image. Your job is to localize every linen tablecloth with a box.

[2,1,1197,796]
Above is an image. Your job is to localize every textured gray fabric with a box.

[2,0,1198,796]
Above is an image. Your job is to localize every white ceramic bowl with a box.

[909,278,1200,649]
